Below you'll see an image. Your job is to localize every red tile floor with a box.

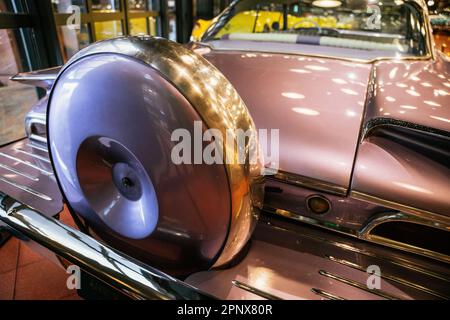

[0,209,81,300]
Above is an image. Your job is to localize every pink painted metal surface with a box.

[188,240,390,300]
[186,217,450,300]
[203,50,372,191]
[367,53,450,131]
[351,133,450,217]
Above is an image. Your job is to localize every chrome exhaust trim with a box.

[0,192,214,300]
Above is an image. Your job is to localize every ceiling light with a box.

[312,0,342,8]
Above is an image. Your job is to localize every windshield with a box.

[202,0,429,57]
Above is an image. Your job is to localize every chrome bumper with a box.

[0,192,214,300]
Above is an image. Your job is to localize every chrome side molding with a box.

[10,66,61,91]
[325,255,449,299]
[231,280,283,300]
[265,206,450,264]
[269,171,347,196]
[318,270,401,300]
[0,152,53,175]
[0,177,52,201]
[0,193,214,300]
[310,288,345,300]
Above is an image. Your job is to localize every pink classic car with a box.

[0,0,449,300]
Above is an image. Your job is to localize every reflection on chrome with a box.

[231,280,282,300]
[0,193,214,300]
[0,177,52,201]
[0,152,53,175]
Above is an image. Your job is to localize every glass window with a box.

[92,0,120,12]
[168,0,176,41]
[0,28,38,145]
[168,14,176,41]
[0,0,28,13]
[148,0,159,11]
[52,0,87,13]
[129,17,147,35]
[57,23,90,61]
[128,0,147,11]
[95,20,123,40]
[148,16,158,36]
[204,0,429,58]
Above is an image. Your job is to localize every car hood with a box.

[201,49,372,193]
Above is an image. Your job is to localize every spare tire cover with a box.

[47,37,263,276]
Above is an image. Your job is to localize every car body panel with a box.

[202,48,372,191]
[366,54,450,131]
[186,216,450,300]
[352,130,450,217]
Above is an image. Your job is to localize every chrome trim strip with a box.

[351,191,450,227]
[266,206,450,264]
[196,41,433,64]
[231,280,283,300]
[29,134,48,145]
[10,74,57,82]
[268,171,347,196]
[14,148,51,163]
[0,163,39,181]
[326,255,449,299]
[10,67,60,91]
[337,30,404,39]
[360,212,450,236]
[360,212,450,264]
[26,143,48,153]
[28,134,47,144]
[0,193,214,300]
[262,219,450,283]
[318,270,401,300]
[362,118,450,141]
[366,235,450,265]
[25,117,47,145]
[0,177,51,201]
[264,206,359,237]
[310,288,345,300]
[0,152,53,175]
[326,240,450,283]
